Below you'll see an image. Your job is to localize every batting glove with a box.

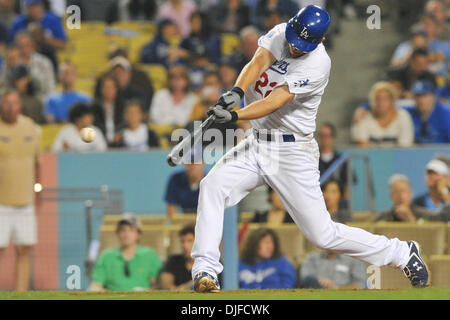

[207,106,239,124]
[215,87,244,110]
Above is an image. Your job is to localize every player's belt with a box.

[253,129,296,143]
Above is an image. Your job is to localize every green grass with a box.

[1,288,449,300]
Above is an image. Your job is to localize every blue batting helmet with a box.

[285,5,331,53]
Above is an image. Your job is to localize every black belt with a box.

[254,130,296,142]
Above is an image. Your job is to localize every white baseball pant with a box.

[191,133,410,278]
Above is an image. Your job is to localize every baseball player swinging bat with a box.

[167,114,216,167]
[190,5,429,293]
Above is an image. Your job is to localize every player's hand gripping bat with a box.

[166,114,216,167]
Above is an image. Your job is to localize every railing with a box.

[320,152,376,213]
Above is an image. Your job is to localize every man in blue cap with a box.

[405,80,450,144]
[8,0,67,50]
[191,5,430,292]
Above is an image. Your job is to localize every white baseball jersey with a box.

[245,23,331,136]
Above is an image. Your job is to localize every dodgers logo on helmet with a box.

[285,5,331,53]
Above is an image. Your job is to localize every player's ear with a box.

[321,37,326,43]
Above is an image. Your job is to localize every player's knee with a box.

[199,173,222,192]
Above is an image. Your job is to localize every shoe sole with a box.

[410,241,431,287]
[194,277,220,293]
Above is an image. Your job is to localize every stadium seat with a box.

[367,264,413,289]
[167,225,183,255]
[40,124,65,151]
[239,212,255,223]
[99,225,120,251]
[351,211,374,222]
[221,33,240,56]
[102,215,167,226]
[375,222,446,255]
[139,226,170,260]
[136,64,167,92]
[171,214,197,226]
[429,255,450,287]
[447,223,450,254]
[75,77,95,96]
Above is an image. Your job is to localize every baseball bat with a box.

[167,114,216,167]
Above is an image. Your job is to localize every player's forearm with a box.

[236,85,293,120]
[236,99,280,120]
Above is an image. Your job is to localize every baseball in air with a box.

[80,127,96,143]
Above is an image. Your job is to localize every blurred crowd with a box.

[351,0,450,147]
[0,0,362,153]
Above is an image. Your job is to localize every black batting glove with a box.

[207,106,239,124]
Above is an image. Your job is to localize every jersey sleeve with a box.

[258,26,285,61]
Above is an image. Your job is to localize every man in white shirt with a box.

[191,5,429,292]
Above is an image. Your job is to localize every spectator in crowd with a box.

[317,123,350,188]
[227,26,260,72]
[15,31,55,100]
[386,48,436,98]
[413,159,450,212]
[212,0,250,33]
[110,56,148,110]
[189,84,222,122]
[375,174,437,222]
[165,161,205,219]
[27,22,58,74]
[0,21,7,49]
[192,0,219,11]
[113,100,159,150]
[322,179,352,224]
[92,75,125,145]
[424,0,447,25]
[263,9,283,32]
[158,0,197,38]
[201,70,223,92]
[390,27,429,67]
[0,44,25,91]
[299,249,367,289]
[159,225,195,290]
[8,64,43,123]
[45,62,90,123]
[90,213,162,291]
[52,103,107,152]
[436,70,449,106]
[9,0,67,51]
[67,0,118,23]
[124,0,157,21]
[351,81,414,147]
[0,0,18,26]
[150,65,197,127]
[219,60,239,91]
[0,89,41,292]
[404,80,450,144]
[96,48,153,111]
[180,11,221,65]
[239,228,296,289]
[419,12,449,75]
[251,187,294,224]
[140,19,187,69]
[252,0,298,30]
